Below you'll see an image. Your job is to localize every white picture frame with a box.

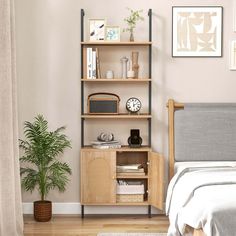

[89,19,106,41]
[105,26,120,42]
[230,40,236,70]
[172,6,223,57]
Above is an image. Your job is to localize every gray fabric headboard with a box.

[175,103,236,161]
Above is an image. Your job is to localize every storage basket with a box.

[117,194,144,203]
[116,184,144,194]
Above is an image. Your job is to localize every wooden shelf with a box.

[81,41,152,46]
[81,78,151,82]
[81,113,151,119]
[82,146,152,152]
[83,201,149,206]
[116,174,148,179]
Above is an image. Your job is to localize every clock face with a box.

[126,97,142,113]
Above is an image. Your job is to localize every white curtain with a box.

[0,0,23,235]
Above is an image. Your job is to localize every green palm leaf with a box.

[19,115,72,201]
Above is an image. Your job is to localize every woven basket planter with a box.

[34,200,52,222]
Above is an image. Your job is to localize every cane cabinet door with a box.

[81,150,116,204]
[148,152,164,210]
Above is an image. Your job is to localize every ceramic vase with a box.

[121,56,129,79]
[132,51,139,78]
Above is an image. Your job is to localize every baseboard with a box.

[23,202,161,215]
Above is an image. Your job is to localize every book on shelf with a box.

[86,47,101,79]
[96,48,101,78]
[117,172,146,176]
[91,140,121,149]
[92,144,121,149]
[116,164,143,170]
[91,140,120,145]
[86,48,93,79]
[116,168,144,173]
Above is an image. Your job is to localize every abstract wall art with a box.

[172,6,223,57]
[230,40,236,70]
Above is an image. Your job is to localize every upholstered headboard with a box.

[168,99,236,180]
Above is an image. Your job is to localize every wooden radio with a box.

[87,92,120,114]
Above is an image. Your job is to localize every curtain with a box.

[0,0,23,235]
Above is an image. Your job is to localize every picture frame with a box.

[89,19,106,41]
[172,6,223,57]
[234,0,236,32]
[105,26,120,42]
[230,40,236,70]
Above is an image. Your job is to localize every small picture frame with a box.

[105,26,120,42]
[230,40,236,70]
[89,19,106,41]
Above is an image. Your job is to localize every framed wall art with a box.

[89,19,106,41]
[234,0,236,32]
[230,40,236,70]
[172,6,223,57]
[105,26,120,42]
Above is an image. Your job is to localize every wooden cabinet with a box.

[80,148,164,217]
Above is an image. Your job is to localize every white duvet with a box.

[166,166,236,236]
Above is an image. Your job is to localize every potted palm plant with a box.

[19,115,72,222]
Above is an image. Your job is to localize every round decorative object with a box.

[97,132,114,142]
[126,97,142,113]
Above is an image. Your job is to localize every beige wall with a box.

[15,0,236,203]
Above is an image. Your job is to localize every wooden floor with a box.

[24,215,169,236]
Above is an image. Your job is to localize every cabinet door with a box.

[81,150,116,204]
[148,152,164,210]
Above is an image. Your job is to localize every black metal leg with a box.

[81,205,84,218]
[148,205,152,218]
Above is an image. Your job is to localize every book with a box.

[116,164,143,170]
[116,168,145,173]
[96,48,101,78]
[116,172,146,176]
[91,140,120,145]
[92,144,121,149]
[86,48,93,79]
[92,50,97,78]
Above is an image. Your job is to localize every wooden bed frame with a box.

[167,99,206,236]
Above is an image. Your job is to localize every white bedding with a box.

[166,165,236,236]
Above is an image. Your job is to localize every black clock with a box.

[126,97,142,113]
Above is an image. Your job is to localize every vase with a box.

[132,51,139,79]
[121,56,129,79]
[130,30,134,42]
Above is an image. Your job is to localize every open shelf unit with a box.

[81,41,152,46]
[80,9,164,219]
[81,78,151,82]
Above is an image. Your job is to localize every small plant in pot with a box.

[20,115,72,222]
[123,8,144,42]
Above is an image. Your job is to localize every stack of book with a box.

[91,140,121,149]
[116,164,145,176]
[86,48,101,79]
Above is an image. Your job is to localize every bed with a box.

[166,99,236,236]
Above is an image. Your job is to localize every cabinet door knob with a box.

[112,176,116,180]
[147,161,150,165]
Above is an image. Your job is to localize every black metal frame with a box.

[80,9,153,218]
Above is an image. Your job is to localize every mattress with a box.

[174,161,236,173]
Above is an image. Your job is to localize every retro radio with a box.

[87,92,120,114]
